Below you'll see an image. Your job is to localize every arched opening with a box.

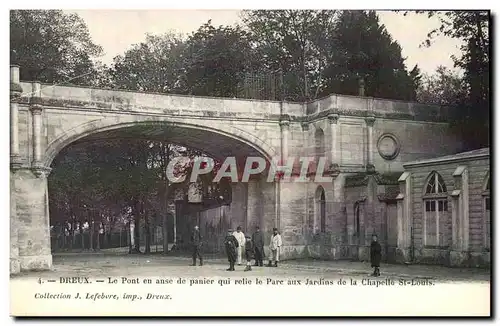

[46,122,272,265]
[315,186,326,233]
[423,171,449,247]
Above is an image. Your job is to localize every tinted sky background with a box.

[70,10,464,76]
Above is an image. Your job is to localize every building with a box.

[395,148,490,267]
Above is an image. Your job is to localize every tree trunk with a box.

[81,221,85,250]
[90,219,94,251]
[70,220,75,250]
[128,220,133,253]
[161,183,170,254]
[161,143,171,254]
[162,214,168,254]
[145,203,151,254]
[96,222,101,251]
[133,200,141,253]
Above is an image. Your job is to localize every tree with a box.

[10,10,103,85]
[324,11,419,100]
[416,66,465,106]
[110,33,186,93]
[412,10,490,149]
[242,10,339,101]
[181,20,258,98]
[242,10,419,101]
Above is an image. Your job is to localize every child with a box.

[370,234,381,277]
[244,235,254,271]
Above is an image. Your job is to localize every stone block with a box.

[20,254,53,271]
[279,245,308,260]
[10,258,20,275]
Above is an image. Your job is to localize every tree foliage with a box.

[416,66,465,106]
[412,10,490,149]
[181,21,258,97]
[242,10,340,101]
[10,10,103,85]
[326,11,419,100]
[242,10,420,101]
[110,33,186,93]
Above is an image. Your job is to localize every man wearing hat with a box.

[224,229,239,271]
[370,234,382,276]
[252,226,264,267]
[268,227,282,267]
[190,225,203,266]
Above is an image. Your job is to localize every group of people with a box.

[223,226,282,271]
[190,225,382,276]
[189,225,282,272]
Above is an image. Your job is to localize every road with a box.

[11,252,491,283]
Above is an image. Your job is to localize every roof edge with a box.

[403,149,490,168]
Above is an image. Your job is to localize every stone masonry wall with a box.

[405,157,490,267]
[13,169,52,271]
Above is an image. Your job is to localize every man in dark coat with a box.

[190,225,203,266]
[370,234,381,276]
[224,229,239,271]
[244,235,254,271]
[252,226,264,266]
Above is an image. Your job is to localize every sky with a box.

[71,10,464,76]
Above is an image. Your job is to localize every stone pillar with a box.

[450,166,469,266]
[301,122,309,158]
[395,172,411,263]
[279,116,290,163]
[10,171,20,274]
[10,65,23,167]
[10,66,23,274]
[277,115,290,231]
[278,181,308,259]
[260,179,276,254]
[365,116,376,173]
[330,174,345,249]
[30,82,43,166]
[451,193,460,249]
[246,177,262,232]
[15,168,53,271]
[327,113,339,166]
[230,183,247,230]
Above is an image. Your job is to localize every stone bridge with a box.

[9,65,463,274]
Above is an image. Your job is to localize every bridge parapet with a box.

[306,94,454,122]
[18,82,304,119]
[17,81,454,123]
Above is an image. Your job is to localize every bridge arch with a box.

[42,116,278,168]
[39,114,279,264]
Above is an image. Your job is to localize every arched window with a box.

[423,172,449,247]
[483,172,490,249]
[315,186,326,233]
[425,172,447,194]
